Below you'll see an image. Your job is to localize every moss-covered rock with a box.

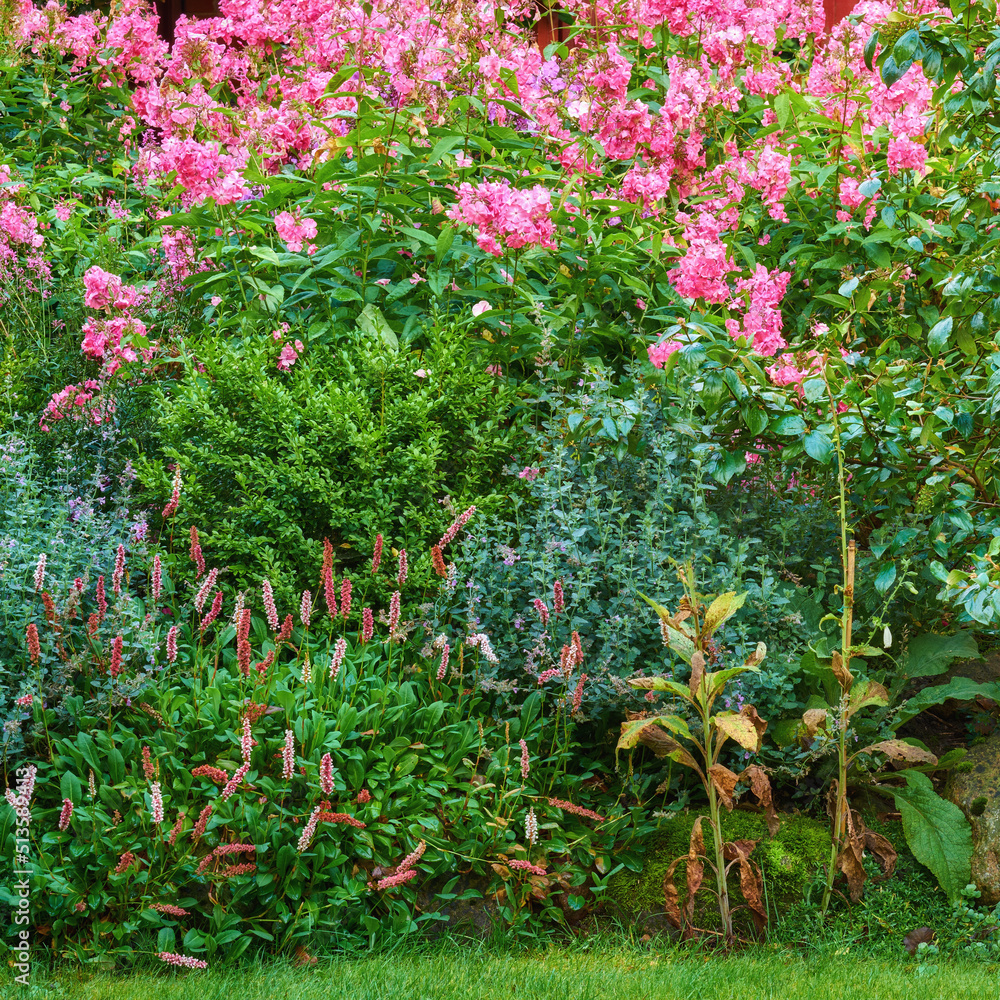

[946,733,1000,904]
[609,811,830,925]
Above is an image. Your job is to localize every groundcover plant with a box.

[5,0,1000,973]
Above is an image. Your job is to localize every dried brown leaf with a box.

[802,708,829,739]
[858,740,938,765]
[831,650,853,690]
[708,764,739,811]
[685,818,706,929]
[690,650,706,697]
[740,764,780,836]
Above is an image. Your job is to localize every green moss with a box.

[609,811,830,923]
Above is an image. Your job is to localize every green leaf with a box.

[803,430,834,464]
[772,414,806,436]
[928,316,953,353]
[890,770,973,902]
[702,591,747,636]
[357,304,398,351]
[873,561,897,594]
[875,383,895,420]
[774,92,791,130]
[863,30,880,71]
[901,632,980,678]
[896,677,1000,726]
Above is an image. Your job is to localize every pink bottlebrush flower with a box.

[194,568,218,614]
[437,641,450,681]
[519,739,530,781]
[371,534,383,574]
[110,635,124,678]
[282,730,295,780]
[237,607,251,645]
[300,589,312,628]
[192,765,229,785]
[559,644,573,679]
[431,545,448,579]
[26,623,40,666]
[113,851,136,874]
[150,782,164,824]
[15,693,32,708]
[369,869,418,891]
[398,840,426,872]
[241,715,254,764]
[58,798,73,831]
[96,575,107,621]
[340,577,352,620]
[361,607,374,644]
[87,612,100,637]
[357,788,372,804]
[538,668,561,685]
[192,804,213,842]
[553,580,564,615]
[166,625,179,664]
[200,591,223,634]
[220,763,250,801]
[301,658,312,684]
[508,859,547,876]
[466,633,498,664]
[322,560,335,618]
[572,673,588,714]
[142,746,155,782]
[297,805,322,853]
[113,543,126,596]
[189,525,205,576]
[533,598,550,627]
[439,506,476,548]
[161,468,182,519]
[547,798,606,822]
[388,591,401,634]
[151,902,189,916]
[157,953,207,970]
[525,807,538,845]
[319,753,334,795]
[220,862,257,877]
[397,549,408,588]
[262,580,279,632]
[330,638,347,680]
[319,811,366,828]
[571,631,584,667]
[276,614,293,644]
[151,554,162,607]
[237,614,252,676]
[33,553,47,591]
[167,812,185,846]
[255,649,275,676]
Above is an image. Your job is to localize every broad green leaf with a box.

[890,770,972,902]
[357,304,398,351]
[901,632,980,678]
[873,561,897,594]
[895,677,1000,726]
[847,679,889,717]
[803,430,834,464]
[863,30,880,71]
[928,316,952,353]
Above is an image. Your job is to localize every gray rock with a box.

[946,733,1000,904]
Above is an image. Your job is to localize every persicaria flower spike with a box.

[241,715,254,764]
[26,623,40,665]
[525,807,538,846]
[150,782,164,824]
[58,798,73,831]
[437,641,450,681]
[533,598,549,627]
[519,739,530,781]
[142,745,155,781]
[553,580,564,614]
[319,753,334,795]
[96,575,107,621]
[200,591,223,634]
[189,525,205,576]
[439,506,476,549]
[166,625,179,664]
[282,730,295,780]
[262,579,279,632]
[113,544,126,596]
[371,534,383,574]
[220,763,250,801]
[194,567,218,614]
[158,953,207,970]
[340,577,352,620]
[361,607,374,644]
[388,591,401,634]
[110,635,124,678]
[398,840,426,872]
[431,545,448,578]
[330,638,347,680]
[151,554,162,607]
[161,468,182,519]
[572,673,587,714]
[300,590,312,628]
[397,549,408,588]
[34,553,46,591]
[297,805,322,853]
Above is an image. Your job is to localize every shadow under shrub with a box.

[136,321,521,602]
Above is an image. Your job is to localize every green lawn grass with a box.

[6,947,1000,1000]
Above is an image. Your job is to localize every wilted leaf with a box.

[741,764,780,836]
[831,650,853,689]
[848,679,889,717]
[684,818,706,929]
[690,650,706,698]
[709,764,739,811]
[743,642,767,668]
[903,927,935,955]
[714,706,767,752]
[628,676,690,699]
[802,708,829,738]
[702,591,747,637]
[857,740,938,765]
[617,719,701,772]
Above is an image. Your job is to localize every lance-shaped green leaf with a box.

[707,664,761,700]
[889,770,973,902]
[895,677,1000,727]
[629,676,691,700]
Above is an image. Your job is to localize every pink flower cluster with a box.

[274,210,318,254]
[447,182,557,257]
[39,380,115,433]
